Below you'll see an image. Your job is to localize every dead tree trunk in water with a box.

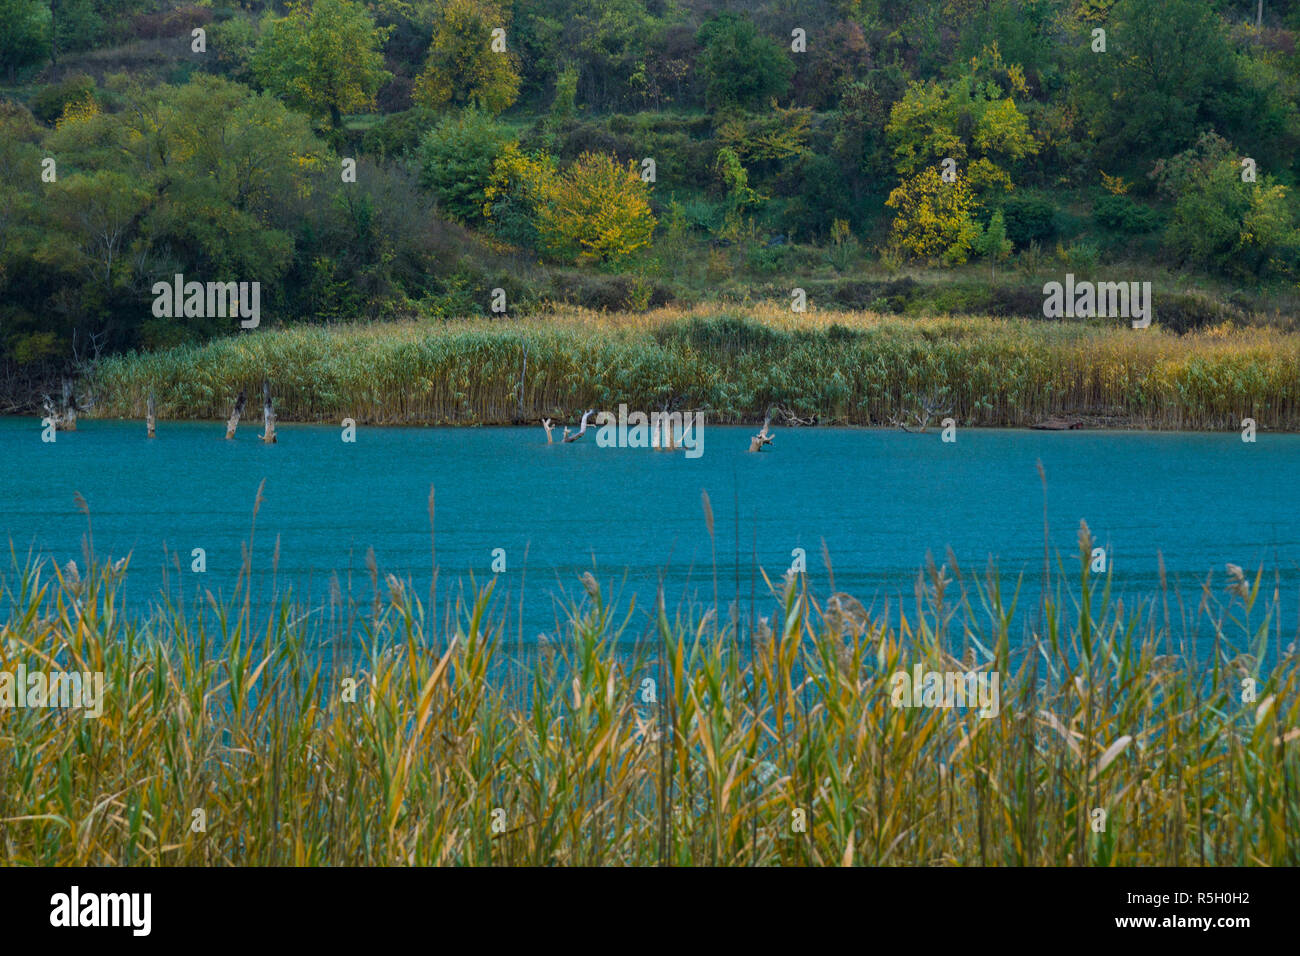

[41,395,60,430]
[652,407,677,450]
[61,379,77,431]
[226,390,246,439]
[261,380,276,444]
[146,392,156,438]
[748,414,773,452]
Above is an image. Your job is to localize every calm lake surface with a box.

[2,417,1297,656]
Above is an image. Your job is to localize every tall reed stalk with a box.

[2,508,1296,865]
[86,306,1300,429]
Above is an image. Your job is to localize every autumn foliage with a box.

[885,166,982,264]
[496,151,656,266]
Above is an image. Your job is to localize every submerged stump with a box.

[749,414,774,452]
[226,390,246,440]
[261,381,276,444]
[60,379,77,431]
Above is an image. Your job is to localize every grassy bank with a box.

[1,515,1297,866]
[86,305,1300,430]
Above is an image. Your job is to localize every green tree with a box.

[0,102,43,275]
[973,209,1013,280]
[0,0,50,80]
[413,0,520,114]
[1153,132,1299,278]
[253,0,392,129]
[417,109,516,223]
[210,14,260,85]
[35,170,150,290]
[695,13,793,110]
[567,0,660,110]
[32,75,328,343]
[53,0,103,55]
[550,63,578,124]
[1068,0,1286,172]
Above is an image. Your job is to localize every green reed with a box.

[86,306,1300,429]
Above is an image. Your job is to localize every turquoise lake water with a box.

[2,417,1297,656]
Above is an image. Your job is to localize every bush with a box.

[553,119,631,163]
[827,277,919,312]
[745,243,789,275]
[418,109,516,224]
[673,196,723,235]
[1000,194,1058,248]
[780,154,857,239]
[550,273,671,311]
[886,167,981,265]
[29,75,96,125]
[1059,239,1101,272]
[362,107,438,160]
[1093,193,1159,234]
[1158,291,1248,335]
[987,284,1045,317]
[1153,131,1300,279]
[1165,166,1299,278]
[554,115,715,193]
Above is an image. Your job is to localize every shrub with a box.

[1153,131,1300,279]
[362,107,438,160]
[550,273,671,311]
[827,277,919,312]
[29,75,96,125]
[987,284,1045,317]
[1158,291,1248,334]
[1000,194,1057,248]
[1093,193,1159,234]
[418,109,516,224]
[972,209,1013,278]
[1059,239,1101,272]
[553,118,631,163]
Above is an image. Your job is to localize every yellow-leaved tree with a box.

[413,0,520,114]
[499,151,655,266]
[885,165,982,264]
[885,45,1038,199]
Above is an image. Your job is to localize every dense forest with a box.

[2,0,1299,406]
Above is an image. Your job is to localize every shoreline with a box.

[10,414,1296,434]
[46,306,1300,431]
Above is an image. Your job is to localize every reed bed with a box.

[2,504,1298,866]
[87,305,1300,429]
